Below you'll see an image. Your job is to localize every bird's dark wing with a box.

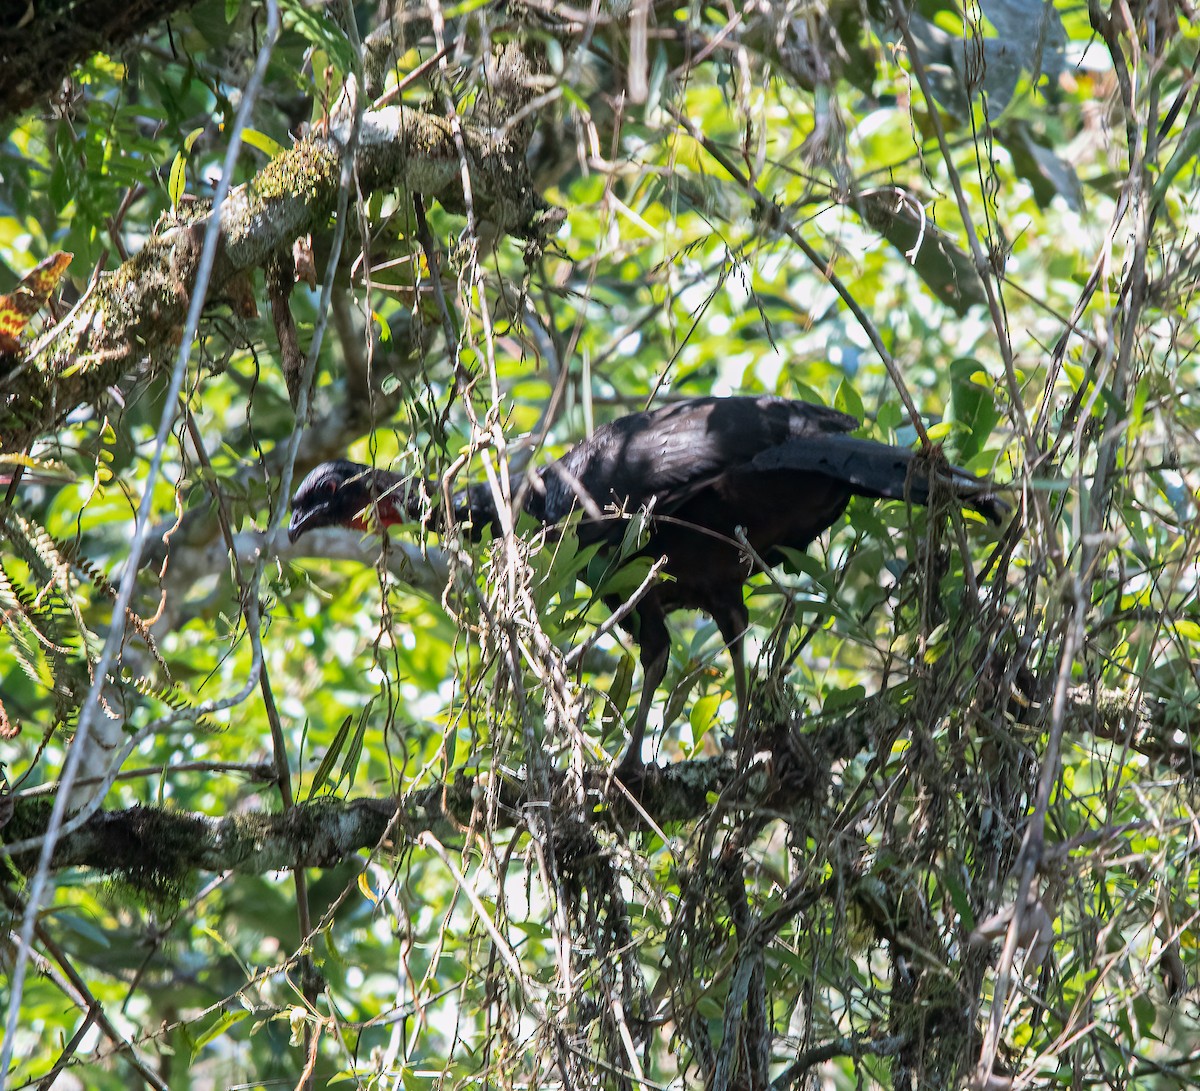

[749,434,1007,522]
[539,396,859,524]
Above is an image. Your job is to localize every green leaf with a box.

[697,995,725,1019]
[308,714,352,799]
[822,684,865,712]
[855,189,986,314]
[191,1008,248,1058]
[1133,992,1157,1039]
[947,358,999,461]
[662,662,706,730]
[603,653,635,733]
[596,555,656,600]
[1151,121,1200,209]
[168,151,187,208]
[834,379,864,424]
[283,3,356,77]
[241,128,286,159]
[942,871,976,931]
[52,911,112,948]
[689,692,722,741]
[338,707,369,793]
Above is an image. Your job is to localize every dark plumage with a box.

[288,395,1005,775]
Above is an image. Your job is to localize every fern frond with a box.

[0,509,168,676]
[0,557,76,657]
[129,674,213,731]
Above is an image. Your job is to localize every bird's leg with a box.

[729,634,747,732]
[616,644,668,780]
[713,600,751,747]
[613,602,670,782]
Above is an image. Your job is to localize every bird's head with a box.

[288,460,404,543]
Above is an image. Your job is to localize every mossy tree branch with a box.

[0,97,562,455]
[3,684,1189,883]
[4,758,748,882]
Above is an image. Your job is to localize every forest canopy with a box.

[2,0,1200,1089]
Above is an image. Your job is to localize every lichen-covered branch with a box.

[4,759,746,881]
[3,682,1189,883]
[0,92,561,454]
[1065,683,1200,770]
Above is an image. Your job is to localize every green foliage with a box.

[3,0,1200,1088]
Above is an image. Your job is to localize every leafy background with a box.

[2,0,1199,1088]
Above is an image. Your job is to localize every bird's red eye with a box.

[326,480,338,494]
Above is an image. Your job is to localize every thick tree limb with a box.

[1066,684,1200,771]
[4,758,749,879]
[1,100,562,453]
[3,683,1190,882]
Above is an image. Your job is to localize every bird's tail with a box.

[752,436,1008,523]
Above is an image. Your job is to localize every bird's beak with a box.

[287,502,330,544]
